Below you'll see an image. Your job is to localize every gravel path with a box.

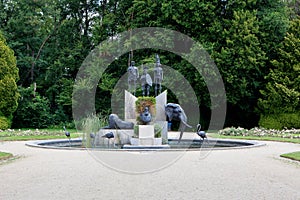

[0,140,300,200]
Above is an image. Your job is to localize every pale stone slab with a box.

[124,90,137,122]
[123,144,170,149]
[153,138,162,145]
[130,138,139,146]
[139,138,154,145]
[129,138,163,146]
[97,129,134,145]
[139,125,154,138]
[155,90,167,121]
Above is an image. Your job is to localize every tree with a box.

[1,0,100,127]
[126,0,272,128]
[0,32,19,129]
[12,86,52,128]
[258,17,300,129]
[213,10,267,127]
[0,0,294,129]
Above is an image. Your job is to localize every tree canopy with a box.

[0,0,298,129]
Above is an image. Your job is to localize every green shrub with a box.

[0,116,10,130]
[279,113,300,129]
[259,115,283,130]
[12,86,52,128]
[154,123,162,138]
[259,113,300,130]
[133,125,139,138]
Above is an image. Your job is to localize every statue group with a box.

[127,54,163,96]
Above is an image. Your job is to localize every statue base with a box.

[122,90,169,148]
[130,137,162,145]
[96,129,134,146]
[123,143,170,150]
[125,124,170,149]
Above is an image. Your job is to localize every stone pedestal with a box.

[129,138,163,146]
[96,129,134,146]
[130,125,161,145]
[139,125,154,138]
[122,90,170,149]
[126,124,170,148]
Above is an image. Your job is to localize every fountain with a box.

[26,54,265,151]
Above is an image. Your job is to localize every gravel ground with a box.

[0,139,300,200]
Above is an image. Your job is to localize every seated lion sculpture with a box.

[103,114,134,129]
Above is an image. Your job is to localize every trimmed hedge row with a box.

[259,113,300,130]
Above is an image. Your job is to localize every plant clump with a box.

[218,127,300,139]
[135,97,156,124]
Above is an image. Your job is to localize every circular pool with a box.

[26,138,265,151]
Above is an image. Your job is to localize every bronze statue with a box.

[140,65,152,96]
[127,61,139,95]
[103,114,134,129]
[165,103,192,143]
[154,54,163,96]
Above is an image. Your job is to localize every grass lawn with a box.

[208,133,300,144]
[0,152,13,160]
[280,151,300,162]
[0,129,82,141]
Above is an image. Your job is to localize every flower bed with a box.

[218,127,300,139]
[0,129,66,137]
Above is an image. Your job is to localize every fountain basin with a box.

[25,138,265,151]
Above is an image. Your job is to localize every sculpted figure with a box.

[154,54,163,96]
[127,61,139,95]
[140,66,152,96]
[165,103,192,143]
[103,114,134,129]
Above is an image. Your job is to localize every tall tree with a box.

[0,32,19,129]
[213,9,267,127]
[0,0,293,129]
[258,17,300,129]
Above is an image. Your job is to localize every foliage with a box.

[213,10,267,127]
[81,114,107,147]
[0,116,10,130]
[12,86,52,128]
[0,31,19,129]
[258,17,300,129]
[154,123,162,138]
[218,127,300,139]
[256,0,289,60]
[259,113,300,130]
[133,125,139,138]
[81,114,106,134]
[280,151,300,162]
[128,0,289,128]
[135,97,156,113]
[0,128,81,141]
[0,0,296,129]
[0,151,13,160]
